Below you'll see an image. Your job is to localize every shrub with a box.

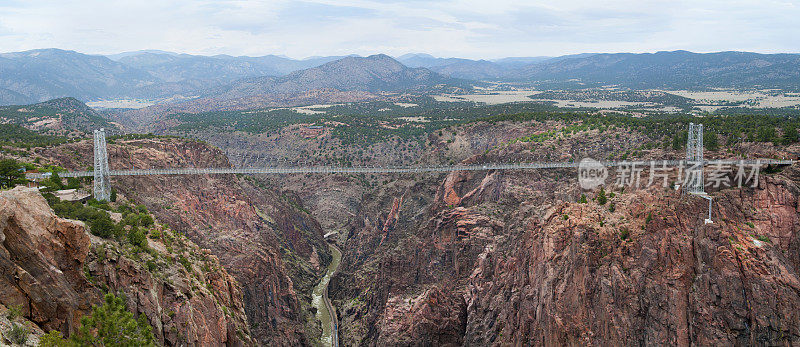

[122,213,140,227]
[38,330,72,347]
[5,304,22,320]
[178,255,192,273]
[139,214,154,227]
[5,323,29,345]
[578,194,587,204]
[65,177,82,190]
[128,227,148,249]
[608,202,616,213]
[71,293,155,346]
[88,199,112,211]
[596,187,607,205]
[90,217,117,238]
[619,228,630,241]
[110,189,117,202]
[146,260,158,272]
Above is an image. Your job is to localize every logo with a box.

[578,158,607,190]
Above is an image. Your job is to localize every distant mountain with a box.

[117,52,351,83]
[3,49,800,107]
[491,56,552,69]
[397,53,507,80]
[507,51,800,89]
[397,53,467,68]
[214,54,467,99]
[105,49,181,61]
[0,49,357,105]
[0,97,116,135]
[0,49,158,104]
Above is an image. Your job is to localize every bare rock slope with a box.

[0,187,251,345]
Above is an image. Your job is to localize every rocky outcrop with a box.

[462,169,800,345]
[327,120,800,346]
[0,187,251,345]
[39,138,330,345]
[0,187,95,335]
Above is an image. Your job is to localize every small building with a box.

[53,189,91,203]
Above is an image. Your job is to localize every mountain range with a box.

[1,48,800,106]
[0,97,115,136]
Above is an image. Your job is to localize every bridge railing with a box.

[24,159,794,179]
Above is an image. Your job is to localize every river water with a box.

[311,243,342,346]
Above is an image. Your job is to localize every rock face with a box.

[0,187,251,345]
[326,120,800,346]
[462,170,800,346]
[0,186,95,335]
[40,138,330,345]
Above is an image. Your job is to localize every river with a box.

[311,243,342,347]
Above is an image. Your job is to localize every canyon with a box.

[3,116,800,346]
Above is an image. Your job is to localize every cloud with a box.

[0,0,797,58]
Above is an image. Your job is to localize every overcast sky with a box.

[0,0,798,59]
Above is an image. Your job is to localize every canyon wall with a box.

[40,138,330,345]
[0,187,251,345]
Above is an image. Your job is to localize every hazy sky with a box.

[0,0,798,59]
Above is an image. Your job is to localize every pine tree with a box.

[72,293,155,346]
[0,159,26,189]
[783,124,798,145]
[597,187,607,205]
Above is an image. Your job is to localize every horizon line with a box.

[2,47,799,62]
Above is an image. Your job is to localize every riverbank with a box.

[311,243,342,347]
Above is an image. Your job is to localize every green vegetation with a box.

[5,323,29,345]
[596,187,607,205]
[44,195,154,253]
[783,124,798,144]
[529,90,694,109]
[704,132,719,151]
[40,293,155,347]
[0,158,27,189]
[0,97,113,136]
[0,124,67,148]
[476,111,797,151]
[5,304,23,321]
[619,228,630,241]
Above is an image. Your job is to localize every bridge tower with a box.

[685,123,704,194]
[684,123,713,223]
[93,128,111,201]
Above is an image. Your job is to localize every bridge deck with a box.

[25,159,793,179]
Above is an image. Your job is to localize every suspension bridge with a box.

[25,124,794,205]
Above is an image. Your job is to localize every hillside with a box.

[509,50,800,89]
[398,54,511,80]
[0,187,252,345]
[0,49,157,103]
[0,97,116,136]
[117,52,348,82]
[213,54,468,100]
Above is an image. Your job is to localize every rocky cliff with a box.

[38,137,331,345]
[325,120,800,345]
[0,187,251,345]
